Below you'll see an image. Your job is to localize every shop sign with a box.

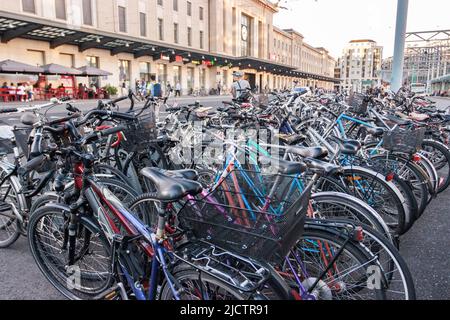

[161,54,170,61]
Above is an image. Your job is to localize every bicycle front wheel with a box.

[28,205,112,300]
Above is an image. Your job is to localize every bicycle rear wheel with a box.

[421,139,450,193]
[281,222,386,300]
[318,167,408,235]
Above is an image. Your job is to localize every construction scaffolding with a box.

[382,30,450,93]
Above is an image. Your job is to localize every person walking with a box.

[231,71,251,101]
[175,81,181,97]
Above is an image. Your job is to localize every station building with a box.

[0,0,338,95]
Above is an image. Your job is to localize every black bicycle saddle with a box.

[286,146,328,159]
[140,168,202,201]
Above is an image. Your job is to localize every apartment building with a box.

[0,0,338,94]
[340,39,383,93]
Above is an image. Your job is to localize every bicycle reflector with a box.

[385,172,395,182]
[353,226,364,242]
[412,154,421,163]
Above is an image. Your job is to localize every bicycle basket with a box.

[0,126,32,157]
[347,93,369,115]
[178,168,312,263]
[121,108,157,153]
[253,94,269,109]
[382,127,426,154]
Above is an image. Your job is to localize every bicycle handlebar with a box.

[80,125,126,145]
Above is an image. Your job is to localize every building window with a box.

[187,67,194,91]
[55,0,66,19]
[173,0,178,11]
[199,31,204,49]
[187,27,192,46]
[187,1,192,16]
[199,7,203,20]
[27,49,45,66]
[118,6,127,32]
[157,0,163,6]
[86,56,100,87]
[174,23,179,43]
[140,12,147,36]
[118,60,131,86]
[173,66,181,86]
[158,64,168,88]
[240,14,251,56]
[22,0,36,13]
[60,53,74,67]
[158,18,164,40]
[82,0,93,25]
[139,62,151,81]
[199,68,206,88]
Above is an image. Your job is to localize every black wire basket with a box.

[0,126,31,157]
[382,127,426,154]
[178,168,312,263]
[120,108,157,153]
[347,93,369,115]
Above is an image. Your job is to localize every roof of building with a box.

[349,39,377,43]
[273,26,293,39]
[253,0,279,13]
[283,29,304,38]
[431,74,450,83]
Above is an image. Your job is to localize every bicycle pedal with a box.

[92,284,120,300]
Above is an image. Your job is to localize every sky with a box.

[273,0,450,59]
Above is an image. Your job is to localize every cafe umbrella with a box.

[41,63,83,76]
[76,66,112,77]
[0,59,44,74]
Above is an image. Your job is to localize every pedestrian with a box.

[175,81,181,97]
[9,83,16,101]
[25,82,34,101]
[231,71,251,101]
[146,80,153,96]
[17,83,26,102]
[217,82,221,95]
[166,82,172,96]
[120,82,127,96]
[152,77,162,98]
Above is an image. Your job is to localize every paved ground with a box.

[0,97,449,299]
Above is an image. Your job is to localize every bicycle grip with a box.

[0,108,18,113]
[166,106,181,112]
[112,95,128,104]
[22,154,46,172]
[29,133,43,158]
[99,126,126,137]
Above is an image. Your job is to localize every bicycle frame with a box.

[69,161,182,300]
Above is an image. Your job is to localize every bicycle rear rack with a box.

[173,240,271,293]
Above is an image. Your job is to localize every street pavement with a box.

[0,97,449,299]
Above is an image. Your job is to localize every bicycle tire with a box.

[28,205,113,300]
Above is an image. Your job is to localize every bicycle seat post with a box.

[156,202,168,239]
